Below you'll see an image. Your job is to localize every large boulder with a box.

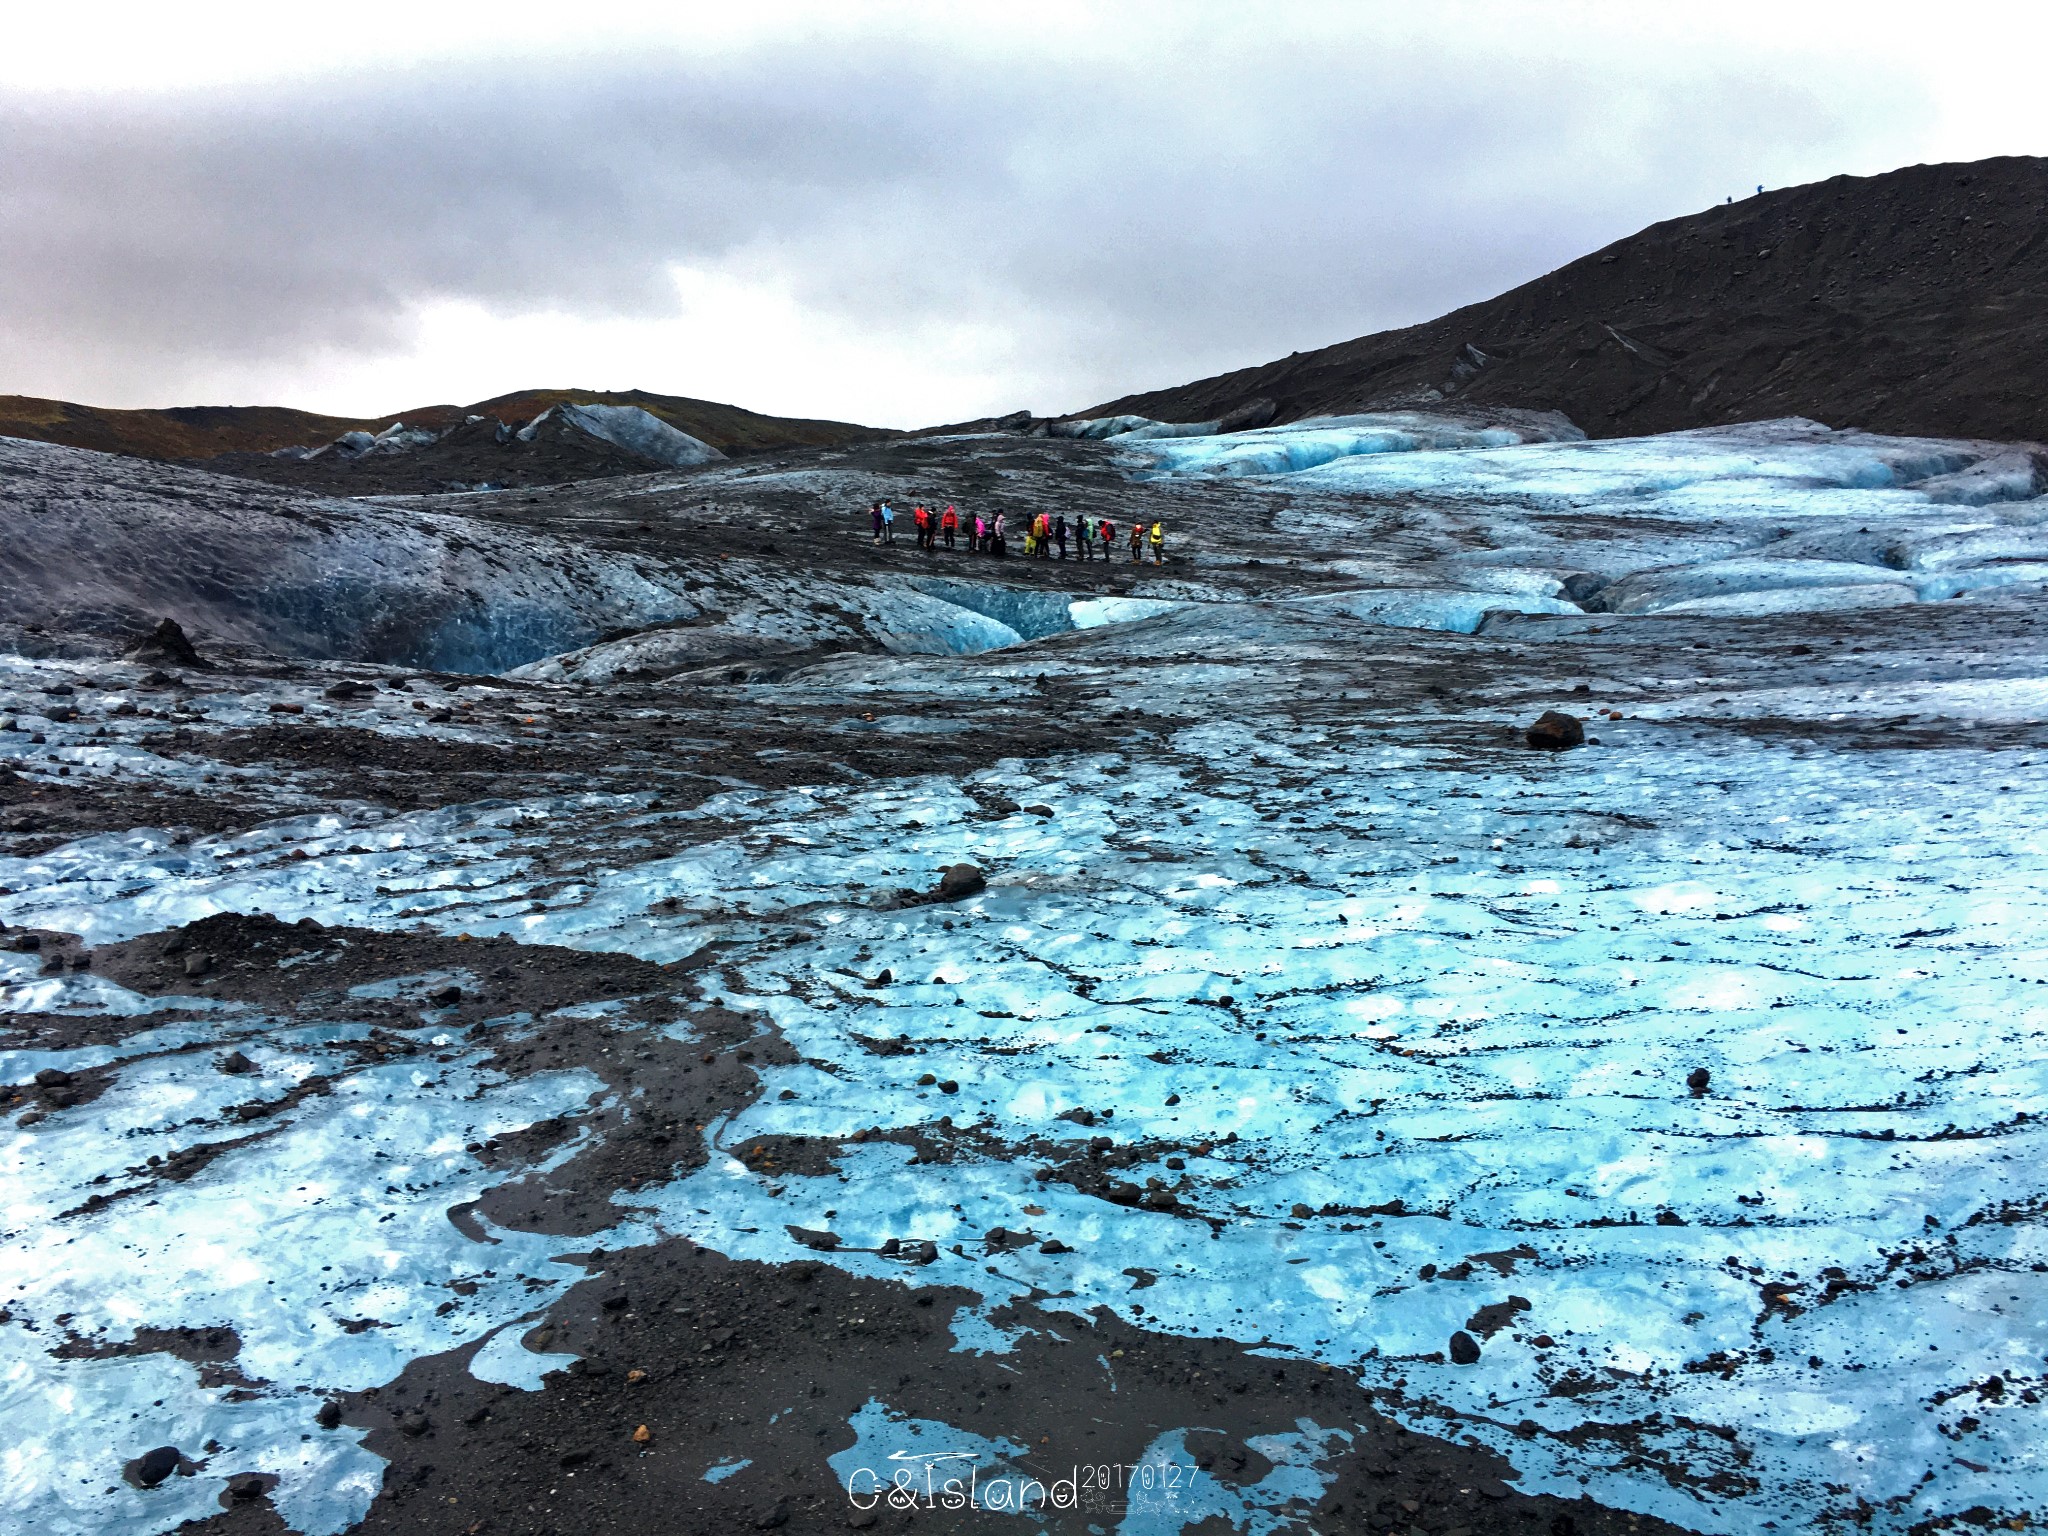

[1525,710,1585,750]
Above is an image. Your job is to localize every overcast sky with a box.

[3,1,2044,427]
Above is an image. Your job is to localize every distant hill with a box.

[0,396,433,462]
[1076,156,2048,444]
[0,386,885,469]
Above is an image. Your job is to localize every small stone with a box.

[1687,1066,1712,1095]
[427,985,463,1008]
[397,1410,430,1436]
[600,1287,632,1309]
[1526,711,1585,750]
[626,1367,648,1384]
[916,1072,936,1086]
[848,1510,879,1530]
[754,1497,792,1529]
[13,933,41,952]
[183,952,214,978]
[632,1423,652,1445]
[218,1051,255,1075]
[789,1227,842,1251]
[913,1240,939,1265]
[134,1446,182,1487]
[315,1400,343,1429]
[934,862,986,901]
[1039,1239,1071,1254]
[1290,1203,1314,1220]
[1449,1330,1482,1365]
[874,968,893,985]
[938,1079,960,1094]
[227,1473,268,1501]
[33,1067,72,1088]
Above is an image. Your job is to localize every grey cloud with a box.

[0,28,1926,418]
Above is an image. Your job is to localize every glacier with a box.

[1,411,2046,1534]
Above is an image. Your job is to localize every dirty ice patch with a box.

[0,1018,609,1536]
[829,1399,1040,1517]
[1121,1422,1352,1536]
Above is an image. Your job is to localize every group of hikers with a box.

[866,501,1165,563]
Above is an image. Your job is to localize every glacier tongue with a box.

[3,412,2048,1535]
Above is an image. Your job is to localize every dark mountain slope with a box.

[1078,156,2048,442]
[0,386,884,469]
[463,387,889,456]
[0,396,442,462]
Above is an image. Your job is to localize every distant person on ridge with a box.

[1128,522,1143,562]
[1148,519,1164,564]
[914,504,931,550]
[881,502,896,545]
[941,504,958,550]
[1054,514,1069,560]
[1073,515,1092,561]
[870,501,883,543]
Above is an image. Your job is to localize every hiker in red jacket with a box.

[941,504,959,550]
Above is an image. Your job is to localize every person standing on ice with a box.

[1148,520,1164,564]
[1128,522,1144,562]
[914,504,930,550]
[1054,514,1069,559]
[992,510,1008,557]
[870,501,884,543]
[941,504,958,550]
[1073,515,1091,560]
[1097,518,1115,562]
[881,502,897,545]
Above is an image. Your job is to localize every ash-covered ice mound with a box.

[518,403,723,468]
[0,437,695,673]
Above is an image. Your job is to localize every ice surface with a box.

[7,639,2046,1533]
